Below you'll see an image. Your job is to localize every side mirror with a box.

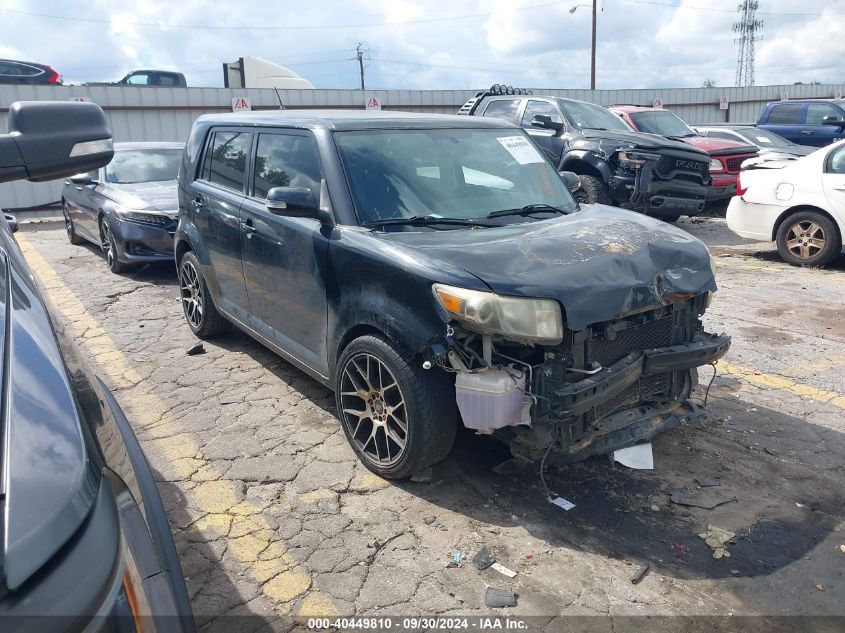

[70,173,93,185]
[0,101,113,185]
[559,171,581,193]
[821,115,845,126]
[4,213,19,234]
[531,114,564,132]
[265,187,333,225]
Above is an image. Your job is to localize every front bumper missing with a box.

[548,333,730,419]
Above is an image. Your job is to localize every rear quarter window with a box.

[481,99,520,122]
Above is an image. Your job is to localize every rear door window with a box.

[202,130,253,193]
[481,99,520,122]
[766,104,804,125]
[521,100,564,128]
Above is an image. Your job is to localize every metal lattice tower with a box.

[733,1,763,86]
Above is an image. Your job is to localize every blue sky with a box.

[1,0,843,90]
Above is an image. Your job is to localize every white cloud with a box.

[0,0,842,90]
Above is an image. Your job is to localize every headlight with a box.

[433,283,563,344]
[709,158,724,172]
[617,150,646,170]
[115,208,176,226]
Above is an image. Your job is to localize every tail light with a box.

[736,173,747,196]
[47,67,61,84]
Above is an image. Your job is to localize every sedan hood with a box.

[380,205,717,331]
[680,135,758,156]
[99,180,178,213]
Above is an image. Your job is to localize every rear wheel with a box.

[573,175,612,206]
[63,202,84,245]
[335,335,456,479]
[178,251,228,337]
[776,211,840,267]
[99,217,128,274]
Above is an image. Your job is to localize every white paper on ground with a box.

[613,443,654,470]
[491,562,517,578]
[550,496,575,511]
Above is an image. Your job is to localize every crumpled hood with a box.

[99,180,178,213]
[380,205,717,331]
[577,128,705,154]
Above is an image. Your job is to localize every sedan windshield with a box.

[557,100,632,132]
[105,149,182,183]
[630,111,696,137]
[334,128,577,229]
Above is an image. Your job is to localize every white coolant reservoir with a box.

[455,367,526,434]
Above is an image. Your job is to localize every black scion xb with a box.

[0,102,194,632]
[176,110,730,479]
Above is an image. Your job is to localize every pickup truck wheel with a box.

[63,202,85,245]
[776,211,840,267]
[336,335,457,479]
[178,251,228,337]
[573,175,612,205]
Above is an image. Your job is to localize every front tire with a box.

[336,335,457,479]
[178,251,228,338]
[573,175,612,206]
[99,217,128,274]
[63,202,85,245]
[776,210,840,267]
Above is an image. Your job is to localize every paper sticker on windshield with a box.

[756,136,772,144]
[497,136,545,164]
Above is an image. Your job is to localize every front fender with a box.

[560,150,613,182]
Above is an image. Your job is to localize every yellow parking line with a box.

[16,234,337,618]
[717,360,845,410]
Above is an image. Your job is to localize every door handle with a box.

[242,218,257,234]
[833,185,845,191]
[190,197,205,211]
[801,131,814,135]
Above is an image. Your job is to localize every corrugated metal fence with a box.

[2,82,843,210]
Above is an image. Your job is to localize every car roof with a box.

[0,58,51,70]
[113,141,185,151]
[195,109,519,131]
[608,105,664,113]
[768,99,844,104]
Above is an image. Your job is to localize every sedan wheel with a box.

[776,211,840,267]
[339,352,408,467]
[63,203,84,245]
[99,218,127,273]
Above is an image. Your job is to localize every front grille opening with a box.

[590,315,673,367]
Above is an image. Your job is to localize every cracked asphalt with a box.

[14,217,845,632]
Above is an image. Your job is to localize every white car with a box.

[726,140,845,266]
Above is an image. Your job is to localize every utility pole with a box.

[590,0,597,90]
[355,42,367,90]
[733,0,763,87]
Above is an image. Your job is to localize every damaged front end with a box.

[431,292,729,465]
[609,147,711,218]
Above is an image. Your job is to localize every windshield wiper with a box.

[486,204,569,219]
[362,215,497,229]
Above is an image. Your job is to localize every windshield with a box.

[629,111,696,137]
[105,148,182,183]
[334,128,578,229]
[557,100,632,131]
[735,128,792,148]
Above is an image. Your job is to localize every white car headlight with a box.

[433,283,563,344]
[709,158,724,172]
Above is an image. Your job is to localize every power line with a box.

[621,0,841,17]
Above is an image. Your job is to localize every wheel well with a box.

[772,205,842,245]
[335,324,389,362]
[175,239,192,266]
[563,159,603,181]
